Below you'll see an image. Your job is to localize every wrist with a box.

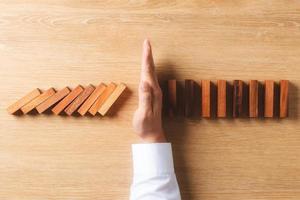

[140,132,167,143]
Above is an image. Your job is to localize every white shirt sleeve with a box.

[130,143,181,200]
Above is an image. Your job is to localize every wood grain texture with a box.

[89,82,117,116]
[20,88,56,114]
[233,80,243,118]
[202,80,211,118]
[7,88,41,114]
[98,83,126,116]
[264,80,274,118]
[77,83,107,116]
[65,85,95,116]
[217,80,226,118]
[1,1,300,200]
[249,80,259,118]
[36,87,70,113]
[280,80,289,118]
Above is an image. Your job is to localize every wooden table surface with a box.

[1,1,300,199]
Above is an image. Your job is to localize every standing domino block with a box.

[36,87,70,113]
[264,80,274,118]
[202,80,211,118]
[217,80,226,118]
[184,80,195,117]
[52,85,84,115]
[7,88,41,114]
[89,82,117,116]
[98,83,127,115]
[249,80,258,118]
[21,88,56,114]
[168,80,177,117]
[233,80,243,118]
[78,83,107,116]
[280,80,289,118]
[65,85,95,116]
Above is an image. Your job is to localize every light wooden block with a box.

[217,80,226,118]
[249,80,258,118]
[7,88,41,114]
[65,85,95,116]
[98,83,127,116]
[233,80,243,118]
[77,83,107,116]
[280,80,289,118]
[21,88,56,114]
[52,85,84,115]
[202,80,211,118]
[264,80,274,118]
[36,87,70,113]
[89,82,117,116]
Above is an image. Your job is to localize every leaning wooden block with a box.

[21,88,56,114]
[280,80,289,118]
[202,80,211,118]
[89,82,117,116]
[36,87,70,113]
[52,85,84,115]
[168,80,177,117]
[233,80,243,118]
[184,80,195,117]
[78,83,107,116]
[249,80,258,118]
[64,85,95,116]
[7,88,41,114]
[217,80,226,118]
[264,80,274,118]
[98,83,126,116]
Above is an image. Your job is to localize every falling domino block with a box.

[36,87,70,113]
[217,80,226,118]
[202,80,211,118]
[21,88,56,114]
[184,80,195,117]
[264,80,274,118]
[7,88,41,114]
[167,80,177,117]
[233,80,243,118]
[89,82,117,116]
[98,83,127,115]
[64,85,95,116]
[78,83,107,116]
[280,80,289,118]
[249,80,258,118]
[52,85,84,115]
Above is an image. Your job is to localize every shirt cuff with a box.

[132,143,174,176]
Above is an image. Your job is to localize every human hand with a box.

[132,39,166,143]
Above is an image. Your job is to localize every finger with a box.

[138,81,152,112]
[141,39,159,87]
[152,87,162,115]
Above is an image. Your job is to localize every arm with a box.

[130,39,181,200]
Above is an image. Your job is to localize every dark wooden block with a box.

[264,80,274,118]
[233,80,243,118]
[280,80,289,118]
[249,80,258,118]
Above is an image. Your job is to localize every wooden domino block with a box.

[233,80,243,118]
[65,85,95,116]
[249,80,258,118]
[184,80,195,117]
[21,88,56,114]
[7,88,41,114]
[77,83,107,116]
[217,80,226,118]
[98,83,126,116]
[89,82,117,116]
[202,80,211,118]
[52,85,84,115]
[168,80,177,117]
[280,80,289,118]
[264,80,274,118]
[36,87,70,113]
